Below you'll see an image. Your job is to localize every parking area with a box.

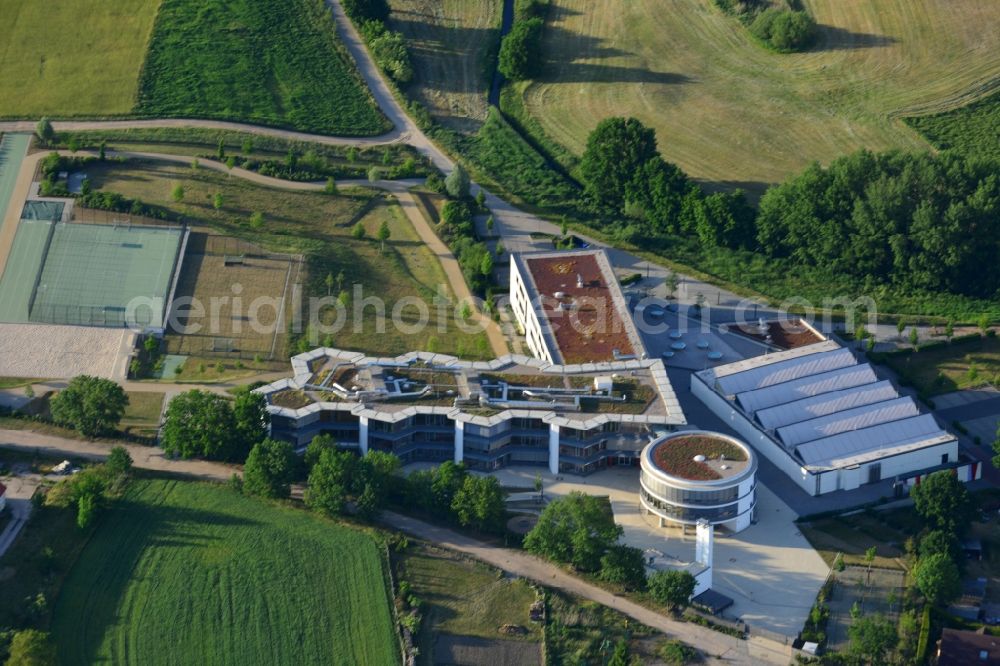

[935,387,1000,444]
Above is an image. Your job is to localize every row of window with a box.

[640,488,749,522]
[640,471,752,507]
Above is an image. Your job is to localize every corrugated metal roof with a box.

[755,380,899,430]
[716,348,856,396]
[736,365,878,415]
[776,396,920,447]
[795,414,948,467]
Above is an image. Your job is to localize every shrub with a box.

[498,17,544,81]
[749,9,817,52]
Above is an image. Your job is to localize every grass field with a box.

[905,87,1000,160]
[513,0,1000,190]
[83,159,492,358]
[0,0,161,117]
[51,479,398,665]
[387,0,502,131]
[120,391,164,437]
[403,545,541,650]
[136,0,388,135]
[883,336,1000,397]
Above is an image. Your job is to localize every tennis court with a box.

[30,223,184,329]
[0,219,53,323]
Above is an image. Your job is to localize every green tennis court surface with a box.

[0,134,30,228]
[0,219,53,322]
[30,223,183,329]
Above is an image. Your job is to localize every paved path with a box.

[0,429,236,482]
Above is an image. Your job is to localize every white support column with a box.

[548,423,560,475]
[454,420,464,464]
[359,416,369,455]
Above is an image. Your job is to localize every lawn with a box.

[120,391,164,437]
[135,0,389,135]
[512,0,1000,191]
[905,87,1000,161]
[402,544,542,650]
[0,0,161,117]
[51,479,399,665]
[83,159,492,358]
[387,0,502,132]
[883,336,1000,396]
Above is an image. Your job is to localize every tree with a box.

[98,140,107,161]
[352,221,366,240]
[50,375,128,437]
[908,327,919,346]
[243,439,296,499]
[429,461,467,509]
[945,318,955,339]
[241,137,253,154]
[233,390,268,450]
[171,184,185,203]
[445,164,470,199]
[305,448,347,516]
[377,219,391,254]
[523,492,623,571]
[913,553,961,605]
[485,215,494,232]
[919,529,960,560]
[475,189,486,210]
[498,17,544,81]
[249,211,264,229]
[105,446,133,480]
[324,177,338,195]
[217,138,225,160]
[479,251,494,277]
[608,639,629,666]
[647,570,696,611]
[367,166,381,182]
[35,118,55,144]
[324,272,335,296]
[5,629,56,666]
[848,614,897,665]
[451,475,505,532]
[76,491,97,529]
[336,270,346,293]
[978,314,991,335]
[580,117,658,212]
[896,319,906,336]
[599,544,647,591]
[342,0,389,22]
[304,433,339,470]
[213,192,224,210]
[356,482,381,520]
[161,390,239,460]
[749,9,817,52]
[664,270,680,298]
[910,470,974,534]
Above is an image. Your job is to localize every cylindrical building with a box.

[639,430,757,533]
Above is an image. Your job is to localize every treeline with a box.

[343,0,414,85]
[757,150,1000,298]
[713,0,816,52]
[428,164,497,297]
[581,117,1000,301]
[498,0,550,81]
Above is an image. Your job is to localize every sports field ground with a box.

[51,479,399,665]
[0,0,161,117]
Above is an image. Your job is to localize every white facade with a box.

[509,257,554,363]
[692,342,959,497]
[639,431,757,533]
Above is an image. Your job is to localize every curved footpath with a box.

[0,428,784,664]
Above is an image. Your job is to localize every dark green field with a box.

[136,0,389,135]
[906,89,1000,161]
[51,479,399,665]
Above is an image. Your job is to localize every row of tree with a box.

[343,0,413,85]
[579,116,1000,300]
[523,492,697,610]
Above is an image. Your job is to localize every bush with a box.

[498,17,544,81]
[342,0,389,22]
[658,639,698,665]
[749,9,817,52]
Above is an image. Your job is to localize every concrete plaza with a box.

[490,465,829,638]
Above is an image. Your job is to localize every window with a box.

[941,453,949,464]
